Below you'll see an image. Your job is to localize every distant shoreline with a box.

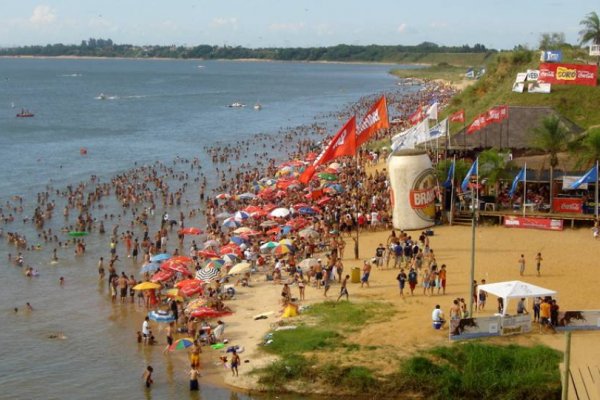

[0,54,423,67]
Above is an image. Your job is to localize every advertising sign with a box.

[552,197,584,213]
[515,72,528,82]
[527,82,551,93]
[526,69,540,81]
[512,82,525,93]
[563,176,588,190]
[501,314,532,336]
[449,316,501,341]
[555,310,600,331]
[591,45,600,57]
[504,216,564,231]
[539,63,598,86]
[540,50,563,63]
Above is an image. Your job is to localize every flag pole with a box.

[522,163,527,217]
[595,160,599,219]
[449,154,456,226]
[468,158,478,318]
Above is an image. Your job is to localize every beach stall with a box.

[477,280,557,316]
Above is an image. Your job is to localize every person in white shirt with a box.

[431,304,446,327]
[142,316,151,344]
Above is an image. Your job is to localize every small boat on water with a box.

[16,109,34,118]
[228,102,246,108]
[254,102,262,111]
[98,93,107,100]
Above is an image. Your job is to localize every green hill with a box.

[394,48,600,130]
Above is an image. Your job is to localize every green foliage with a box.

[531,115,571,168]
[478,148,514,185]
[305,300,394,329]
[256,354,317,386]
[538,32,566,50]
[579,11,600,45]
[572,127,600,168]
[321,364,378,392]
[394,343,562,400]
[263,326,339,356]
[436,158,471,185]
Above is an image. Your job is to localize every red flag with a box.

[450,109,465,123]
[407,105,425,126]
[355,96,389,147]
[499,105,509,121]
[299,116,357,184]
[486,107,501,123]
[466,114,488,134]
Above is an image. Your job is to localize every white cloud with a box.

[430,21,448,29]
[30,5,56,25]
[397,23,407,33]
[269,22,305,32]
[211,17,238,29]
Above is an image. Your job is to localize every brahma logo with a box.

[556,66,577,80]
[505,218,520,226]
[357,110,380,134]
[409,168,436,221]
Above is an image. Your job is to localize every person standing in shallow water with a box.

[142,365,154,388]
[189,364,199,391]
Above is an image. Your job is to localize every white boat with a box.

[98,93,107,100]
[228,102,246,108]
[253,102,262,110]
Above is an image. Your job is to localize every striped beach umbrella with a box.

[195,267,220,282]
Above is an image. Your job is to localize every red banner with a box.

[552,197,583,213]
[504,216,564,231]
[539,63,598,87]
[356,96,389,147]
[450,109,465,123]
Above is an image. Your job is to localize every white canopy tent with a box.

[477,280,557,316]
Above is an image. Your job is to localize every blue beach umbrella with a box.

[150,253,171,263]
[230,236,247,245]
[234,211,251,221]
[148,310,175,323]
[140,262,160,274]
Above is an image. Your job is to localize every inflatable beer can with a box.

[387,149,436,230]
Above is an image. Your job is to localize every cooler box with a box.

[351,267,360,283]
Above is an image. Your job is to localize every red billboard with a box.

[552,197,584,213]
[538,63,598,86]
[504,216,564,231]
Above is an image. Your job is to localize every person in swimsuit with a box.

[142,365,154,388]
[163,322,174,354]
[230,349,240,376]
[189,364,199,391]
[190,340,201,369]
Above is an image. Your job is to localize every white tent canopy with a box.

[477,280,557,316]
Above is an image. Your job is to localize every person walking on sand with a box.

[230,349,240,377]
[337,275,350,302]
[361,260,371,288]
[535,253,542,277]
[396,268,407,296]
[408,267,418,295]
[518,254,525,276]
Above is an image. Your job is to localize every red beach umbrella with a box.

[150,270,174,282]
[178,227,203,235]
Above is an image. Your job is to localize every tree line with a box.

[0,39,491,61]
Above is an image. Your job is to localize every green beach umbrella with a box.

[68,231,88,237]
[317,172,338,181]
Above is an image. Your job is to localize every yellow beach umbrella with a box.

[228,262,251,276]
[133,282,161,291]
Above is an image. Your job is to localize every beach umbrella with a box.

[237,192,256,200]
[175,279,204,289]
[150,253,171,263]
[270,208,290,218]
[299,228,320,239]
[229,236,247,245]
[234,211,251,221]
[204,259,225,270]
[278,239,294,246]
[190,307,232,319]
[139,262,160,274]
[298,258,319,271]
[216,193,230,200]
[164,288,183,300]
[216,211,232,219]
[179,227,203,235]
[250,209,269,218]
[185,298,208,313]
[169,338,195,351]
[222,254,239,264]
[162,263,193,276]
[260,241,278,252]
[220,244,242,256]
[286,217,309,230]
[68,231,88,237]
[180,284,204,297]
[148,310,175,323]
[233,226,252,234]
[266,226,281,235]
[260,220,279,228]
[298,207,317,215]
[243,205,262,214]
[197,250,219,258]
[222,217,240,229]
[169,256,193,265]
[195,267,220,282]
[273,244,293,256]
[328,162,341,171]
[317,172,338,181]
[242,229,262,237]
[317,196,332,205]
[133,282,161,291]
[203,239,220,249]
[228,262,251,276]
[150,270,174,282]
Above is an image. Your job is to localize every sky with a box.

[0,1,597,50]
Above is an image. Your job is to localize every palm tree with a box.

[531,115,571,210]
[575,127,600,169]
[579,11,600,64]
[478,148,514,202]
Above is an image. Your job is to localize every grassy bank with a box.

[392,63,472,84]
[253,301,562,399]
